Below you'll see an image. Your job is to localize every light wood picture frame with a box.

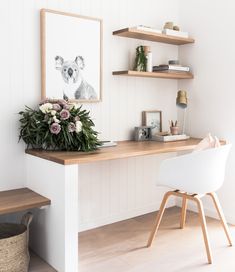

[40,9,103,103]
[142,110,162,135]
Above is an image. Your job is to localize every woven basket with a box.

[0,213,33,272]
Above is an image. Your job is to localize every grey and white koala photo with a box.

[55,55,97,101]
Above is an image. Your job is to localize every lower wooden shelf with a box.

[112,70,193,79]
[0,188,51,215]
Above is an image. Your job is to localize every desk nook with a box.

[25,139,201,271]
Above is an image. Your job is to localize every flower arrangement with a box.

[19,99,100,151]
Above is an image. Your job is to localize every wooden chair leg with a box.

[194,197,213,264]
[180,196,187,229]
[147,191,172,247]
[207,192,233,246]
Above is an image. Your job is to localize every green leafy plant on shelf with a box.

[19,99,101,151]
[134,45,147,72]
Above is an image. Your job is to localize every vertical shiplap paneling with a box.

[119,158,128,212]
[0,1,12,189]
[0,0,180,227]
[78,153,176,231]
[0,0,26,190]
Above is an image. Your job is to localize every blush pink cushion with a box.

[193,133,220,152]
[214,136,221,148]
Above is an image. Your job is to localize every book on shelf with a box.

[162,29,189,38]
[133,25,162,34]
[100,140,117,148]
[152,134,190,142]
[153,64,190,72]
[153,65,169,71]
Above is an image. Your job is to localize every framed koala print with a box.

[41,9,102,102]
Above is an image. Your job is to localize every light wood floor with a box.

[29,252,56,272]
[30,207,235,272]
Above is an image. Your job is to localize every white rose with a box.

[69,103,79,110]
[68,104,74,110]
[75,121,82,133]
[39,103,53,113]
[53,116,60,123]
[50,110,57,116]
[73,103,80,110]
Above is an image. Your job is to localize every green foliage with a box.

[134,46,147,71]
[19,100,101,151]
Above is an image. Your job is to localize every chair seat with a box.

[173,189,205,198]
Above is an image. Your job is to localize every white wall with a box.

[0,0,181,228]
[3,0,234,228]
[3,0,234,229]
[178,0,235,223]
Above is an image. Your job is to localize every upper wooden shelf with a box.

[113,70,193,79]
[0,188,51,215]
[26,138,202,165]
[113,28,195,45]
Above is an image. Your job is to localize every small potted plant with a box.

[134,45,147,71]
[19,99,100,151]
[170,120,180,135]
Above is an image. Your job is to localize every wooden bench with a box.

[0,188,51,215]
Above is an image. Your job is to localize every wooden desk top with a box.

[25,138,201,165]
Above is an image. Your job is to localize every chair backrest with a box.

[157,144,231,194]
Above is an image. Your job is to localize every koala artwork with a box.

[55,55,97,100]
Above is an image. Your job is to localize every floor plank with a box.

[30,207,235,272]
[79,207,235,272]
[29,252,56,272]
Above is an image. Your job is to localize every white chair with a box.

[147,144,233,264]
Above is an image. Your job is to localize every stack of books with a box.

[153,64,190,72]
[152,134,190,142]
[162,29,189,38]
[100,141,117,148]
[133,25,162,34]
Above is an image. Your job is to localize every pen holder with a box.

[170,126,180,135]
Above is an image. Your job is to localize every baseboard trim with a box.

[79,195,235,232]
[175,199,235,225]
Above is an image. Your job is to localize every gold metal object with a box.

[176,90,188,108]
[164,22,174,29]
[173,25,180,31]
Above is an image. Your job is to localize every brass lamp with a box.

[176,90,188,134]
[176,90,188,109]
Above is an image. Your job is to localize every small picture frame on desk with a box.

[134,126,152,141]
[142,110,162,136]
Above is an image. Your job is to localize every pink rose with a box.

[60,109,70,120]
[53,103,62,111]
[50,123,61,134]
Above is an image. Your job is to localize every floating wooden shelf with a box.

[0,188,51,215]
[112,70,193,79]
[113,28,195,45]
